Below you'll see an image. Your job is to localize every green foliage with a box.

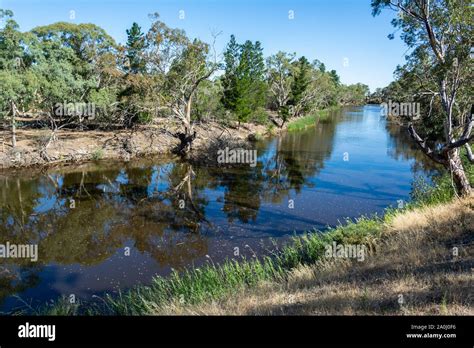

[266,51,295,121]
[411,146,474,206]
[88,88,116,122]
[91,148,104,161]
[0,11,40,120]
[289,56,312,115]
[339,83,369,105]
[193,79,226,122]
[221,35,240,111]
[250,107,269,125]
[221,36,267,124]
[125,22,146,74]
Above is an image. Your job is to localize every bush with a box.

[250,107,269,125]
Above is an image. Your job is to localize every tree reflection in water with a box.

[0,106,437,310]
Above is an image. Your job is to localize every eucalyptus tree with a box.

[31,22,118,118]
[145,14,220,154]
[266,51,295,125]
[372,0,473,196]
[0,10,39,147]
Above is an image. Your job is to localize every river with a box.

[0,105,438,312]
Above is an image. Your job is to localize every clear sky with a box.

[1,0,408,91]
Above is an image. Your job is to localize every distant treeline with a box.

[0,9,369,137]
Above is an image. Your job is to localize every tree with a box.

[328,69,340,86]
[266,51,295,125]
[236,40,267,124]
[221,35,240,111]
[125,22,147,74]
[145,14,219,154]
[31,22,118,122]
[289,56,313,117]
[372,0,473,196]
[220,36,267,124]
[339,83,369,105]
[0,10,38,147]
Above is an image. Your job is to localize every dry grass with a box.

[154,196,474,315]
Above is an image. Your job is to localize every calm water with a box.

[0,105,436,312]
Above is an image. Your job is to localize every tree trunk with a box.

[185,95,193,137]
[446,149,472,197]
[11,101,17,148]
[174,96,196,156]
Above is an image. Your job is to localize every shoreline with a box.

[0,120,272,171]
[0,106,351,172]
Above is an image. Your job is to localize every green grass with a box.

[410,146,473,207]
[91,147,105,161]
[287,107,338,132]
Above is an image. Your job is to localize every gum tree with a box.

[372,0,473,196]
[145,14,219,154]
[0,10,38,148]
[266,51,295,126]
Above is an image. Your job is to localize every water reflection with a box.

[0,106,437,311]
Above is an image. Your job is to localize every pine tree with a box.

[289,56,311,115]
[221,35,240,111]
[221,36,267,124]
[125,22,146,74]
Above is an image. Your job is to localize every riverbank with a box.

[0,105,348,171]
[0,120,270,170]
[31,175,473,315]
[173,195,473,315]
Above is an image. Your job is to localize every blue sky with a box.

[2,0,408,91]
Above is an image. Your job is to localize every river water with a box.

[0,105,437,312]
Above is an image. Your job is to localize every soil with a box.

[0,120,273,171]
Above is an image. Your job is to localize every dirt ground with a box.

[0,121,270,170]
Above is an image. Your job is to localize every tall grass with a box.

[286,107,336,132]
[410,146,473,207]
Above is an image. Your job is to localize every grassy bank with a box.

[286,107,339,132]
[29,166,473,315]
[169,195,473,315]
